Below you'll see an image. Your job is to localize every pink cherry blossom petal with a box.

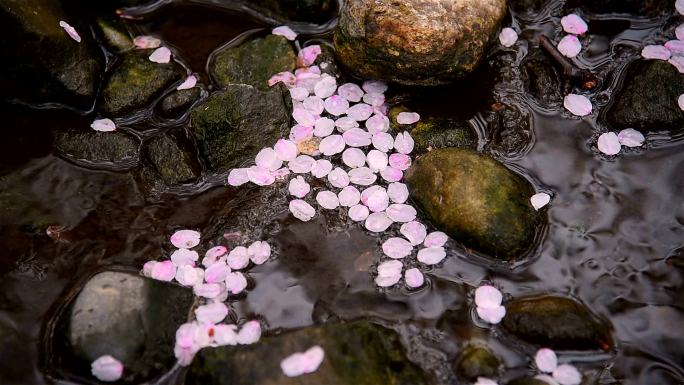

[59,21,81,43]
[530,192,551,210]
[361,185,390,212]
[343,128,372,147]
[364,212,393,232]
[394,132,415,154]
[225,271,248,294]
[641,45,671,60]
[192,322,215,348]
[171,229,201,248]
[386,204,417,223]
[382,237,413,258]
[319,135,346,155]
[347,103,374,121]
[386,182,409,204]
[289,155,316,173]
[275,139,298,162]
[366,149,388,171]
[171,248,199,266]
[342,148,367,168]
[91,355,123,382]
[91,118,116,132]
[313,75,337,98]
[617,128,644,147]
[288,176,311,198]
[311,159,333,178]
[177,75,197,90]
[281,346,325,377]
[134,35,161,49]
[335,116,359,132]
[679,0,684,16]
[557,35,582,58]
[380,167,403,182]
[272,25,297,40]
[328,167,350,188]
[560,14,588,35]
[248,241,271,265]
[237,320,262,344]
[293,107,318,127]
[290,125,314,144]
[195,302,229,324]
[665,40,684,55]
[255,148,283,171]
[563,94,592,116]
[404,268,424,288]
[193,283,223,298]
[324,95,349,116]
[150,260,176,281]
[363,92,385,107]
[476,305,506,324]
[535,348,558,373]
[552,364,582,385]
[290,87,309,101]
[424,232,447,247]
[400,221,427,245]
[417,247,446,264]
[375,260,402,287]
[474,285,503,309]
[206,246,227,260]
[295,72,320,91]
[362,80,388,94]
[314,117,335,137]
[316,190,340,209]
[597,132,621,155]
[299,45,322,66]
[214,324,238,346]
[228,168,249,186]
[149,46,172,63]
[499,27,517,47]
[348,204,370,221]
[366,114,390,134]
[677,24,684,41]
[205,262,230,283]
[226,246,250,270]
[303,96,325,115]
[396,112,420,125]
[669,55,684,73]
[269,71,297,87]
[338,83,364,102]
[338,186,361,206]
[372,132,394,152]
[248,166,276,185]
[289,199,316,221]
[348,167,377,186]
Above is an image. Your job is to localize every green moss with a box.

[454,346,500,380]
[95,18,133,52]
[389,106,477,153]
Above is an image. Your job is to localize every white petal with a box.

[552,364,582,385]
[563,94,592,116]
[289,199,316,221]
[617,128,644,147]
[597,132,621,155]
[535,348,558,373]
[474,285,503,309]
[530,192,551,210]
[499,27,518,47]
[417,247,446,264]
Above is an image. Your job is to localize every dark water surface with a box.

[1,1,683,384]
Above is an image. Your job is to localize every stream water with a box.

[0,1,683,384]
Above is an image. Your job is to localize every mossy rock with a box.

[98,50,184,116]
[95,17,134,53]
[142,129,201,185]
[606,60,684,133]
[502,296,614,351]
[54,129,140,169]
[405,148,542,260]
[454,345,501,381]
[158,87,201,118]
[185,321,428,385]
[523,53,562,107]
[191,84,291,173]
[389,107,477,153]
[210,35,295,91]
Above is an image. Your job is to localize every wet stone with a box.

[191,84,291,173]
[606,60,684,134]
[510,0,548,14]
[185,321,428,385]
[54,129,140,170]
[98,50,184,116]
[389,107,477,153]
[405,148,542,260]
[454,345,501,381]
[486,103,532,156]
[142,129,201,185]
[334,0,507,85]
[523,53,563,107]
[49,271,194,383]
[158,87,202,118]
[501,295,614,351]
[564,0,670,17]
[210,35,296,91]
[95,17,134,53]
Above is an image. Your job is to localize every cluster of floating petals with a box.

[91,118,116,132]
[597,128,645,155]
[533,348,582,385]
[498,27,518,47]
[563,94,592,116]
[530,192,551,210]
[272,25,297,41]
[134,35,161,49]
[59,21,81,43]
[177,75,197,90]
[474,285,506,324]
[280,346,325,377]
[91,355,123,382]
[149,46,171,63]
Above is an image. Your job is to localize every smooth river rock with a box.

[453,345,501,381]
[333,0,507,85]
[405,148,542,260]
[54,129,140,170]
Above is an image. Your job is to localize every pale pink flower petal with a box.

[298,45,322,66]
[293,107,318,127]
[149,46,172,63]
[269,71,297,87]
[474,377,498,385]
[272,26,297,40]
[227,246,250,270]
[324,95,349,116]
[214,324,238,346]
[366,114,390,134]
[400,221,427,245]
[313,75,337,98]
[382,237,413,258]
[364,212,393,232]
[474,285,503,309]
[678,0,684,16]
[535,348,558,373]
[177,75,197,90]
[424,232,447,247]
[335,116,359,132]
[552,364,582,385]
[248,241,271,265]
[273,165,292,180]
[388,153,411,170]
[348,204,370,221]
[665,40,684,55]
[386,204,416,223]
[255,148,283,171]
[676,24,684,41]
[363,92,385,107]
[328,167,350,188]
[225,271,248,294]
[193,283,223,298]
[557,35,581,58]
[91,355,123,382]
[498,27,517,47]
[372,132,394,152]
[597,132,621,155]
[311,159,333,178]
[362,80,388,94]
[338,83,364,102]
[560,14,588,35]
[361,185,389,212]
[394,132,415,154]
[171,248,199,266]
[476,305,506,324]
[375,260,402,287]
[206,246,227,259]
[303,96,325,115]
[404,268,424,288]
[289,155,316,173]
[134,35,161,49]
[380,167,403,182]
[290,87,309,101]
[563,94,592,116]
[396,112,420,125]
[91,118,116,132]
[171,229,200,248]
[204,262,230,283]
[275,139,298,162]
[193,322,215,348]
[669,55,684,73]
[295,72,320,91]
[338,186,361,207]
[314,117,335,137]
[236,320,261,344]
[289,199,316,221]
[174,321,196,347]
[59,21,81,43]
[288,176,311,198]
[530,192,551,210]
[387,182,409,204]
[343,128,372,147]
[641,45,671,60]
[281,346,325,377]
[195,302,229,324]
[316,190,340,209]
[150,260,176,281]
[366,149,388,171]
[617,128,645,147]
[342,148,367,168]
[417,247,446,264]
[248,166,276,185]
[348,167,377,186]
[347,103,374,121]
[319,135,346,155]
[228,168,250,186]
[175,265,202,286]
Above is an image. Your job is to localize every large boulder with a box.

[98,50,184,116]
[185,321,428,385]
[501,296,614,351]
[210,35,296,91]
[0,0,102,109]
[333,0,507,85]
[606,60,684,134]
[405,148,542,260]
[54,129,140,170]
[191,84,292,173]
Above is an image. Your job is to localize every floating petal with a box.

[535,348,558,373]
[348,167,377,186]
[362,80,388,94]
[236,320,262,344]
[171,248,199,266]
[175,265,202,286]
[617,128,644,147]
[552,364,582,385]
[498,27,517,47]
[91,118,116,132]
[316,190,340,209]
[400,221,427,245]
[347,103,374,121]
[149,46,172,63]
[669,55,684,73]
[319,135,346,155]
[204,262,230,283]
[380,167,403,183]
[272,26,297,40]
[289,87,309,101]
[371,132,394,152]
[59,21,81,43]
[324,95,349,116]
[342,148,366,168]
[597,132,621,155]
[338,83,364,102]
[228,168,249,186]
[530,192,551,210]
[311,159,333,178]
[557,35,581,58]
[248,166,276,185]
[288,176,311,198]
[255,148,283,171]
[274,139,298,162]
[394,132,415,154]
[424,231,448,247]
[328,167,350,188]
[560,14,588,35]
[289,199,316,221]
[382,237,413,259]
[476,305,506,324]
[364,212,393,232]
[177,75,197,90]
[314,117,335,137]
[91,355,123,382]
[248,241,271,265]
[338,186,361,207]
[417,247,446,264]
[474,285,503,309]
[366,114,390,134]
[388,153,411,170]
[313,75,336,98]
[225,271,248,294]
[214,324,238,346]
[195,302,228,324]
[348,204,370,221]
[171,229,200,248]
[361,185,389,212]
[641,45,671,60]
[366,149,388,171]
[226,246,250,270]
[335,116,359,131]
[289,155,316,173]
[343,128,372,147]
[404,268,424,288]
[563,94,592,116]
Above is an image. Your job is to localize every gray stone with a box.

[54,129,140,170]
[158,87,202,118]
[143,130,201,185]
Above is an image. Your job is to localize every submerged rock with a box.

[191,84,291,173]
[454,345,501,381]
[185,321,427,385]
[54,129,140,169]
[405,148,541,260]
[142,129,201,185]
[210,35,295,91]
[333,0,507,85]
[523,53,563,107]
[98,50,184,116]
[49,271,194,383]
[564,0,670,17]
[389,107,477,153]
[0,0,102,109]
[606,60,684,133]
[95,18,134,53]
[158,87,202,118]
[501,296,613,351]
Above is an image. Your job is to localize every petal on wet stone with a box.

[228,168,250,186]
[327,167,350,188]
[289,155,316,173]
[275,139,298,162]
[171,229,201,248]
[272,25,297,40]
[226,246,250,269]
[314,117,336,137]
[552,364,582,385]
[380,166,403,182]
[382,237,413,258]
[289,199,316,221]
[474,285,503,309]
[498,27,517,47]
[204,262,230,283]
[366,114,390,134]
[195,302,229,324]
[417,247,446,264]
[343,128,372,147]
[59,21,81,43]
[177,75,197,90]
[617,128,645,147]
[171,248,199,266]
[255,148,283,171]
[134,35,161,49]
[225,271,248,294]
[364,212,393,232]
[597,132,621,155]
[400,221,427,245]
[563,94,592,116]
[669,55,684,73]
[311,159,333,178]
[288,176,311,198]
[248,241,271,265]
[347,103,374,121]
[366,149,388,171]
[404,268,424,288]
[338,186,361,207]
[388,153,411,170]
[289,87,309,101]
[641,45,671,60]
[560,14,588,35]
[298,45,322,66]
[530,192,551,210]
[338,83,364,102]
[91,355,123,382]
[270,71,297,87]
[535,348,558,373]
[362,80,388,94]
[319,135,346,155]
[281,345,325,377]
[91,118,116,132]
[476,305,506,324]
[424,231,448,247]
[396,112,420,125]
[348,204,369,221]
[342,148,367,168]
[386,204,417,223]
[149,46,172,63]
[371,132,394,152]
[248,166,276,185]
[394,132,415,154]
[324,95,349,116]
